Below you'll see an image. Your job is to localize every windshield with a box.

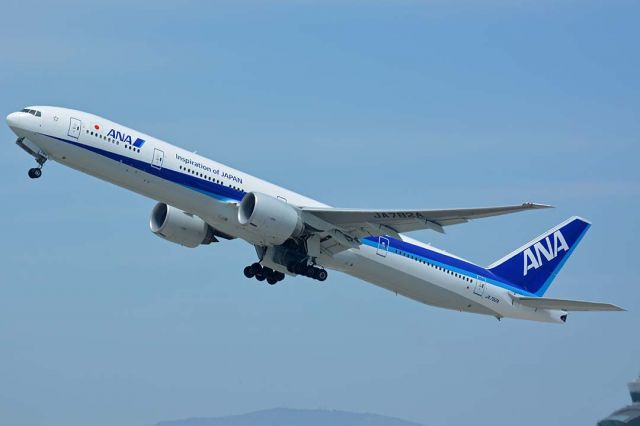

[21,108,41,117]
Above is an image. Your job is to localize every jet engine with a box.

[150,203,218,248]
[238,192,305,245]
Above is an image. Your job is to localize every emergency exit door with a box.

[474,275,487,296]
[151,148,164,170]
[377,236,390,257]
[68,117,81,139]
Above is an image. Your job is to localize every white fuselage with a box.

[7,106,566,323]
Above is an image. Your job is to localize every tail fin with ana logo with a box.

[487,216,591,296]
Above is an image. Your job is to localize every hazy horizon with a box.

[156,407,422,426]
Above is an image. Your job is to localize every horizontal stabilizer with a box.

[515,296,625,312]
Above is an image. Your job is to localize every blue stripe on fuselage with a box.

[42,132,534,296]
[361,237,537,296]
[41,133,245,202]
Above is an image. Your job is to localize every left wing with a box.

[299,202,551,255]
[302,202,550,239]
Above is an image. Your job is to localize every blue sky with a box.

[1,1,638,425]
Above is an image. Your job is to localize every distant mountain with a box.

[156,407,422,426]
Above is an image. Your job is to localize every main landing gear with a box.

[287,262,328,282]
[242,262,328,284]
[243,263,286,285]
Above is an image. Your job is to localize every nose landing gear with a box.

[28,167,42,179]
[28,155,47,179]
[16,137,47,179]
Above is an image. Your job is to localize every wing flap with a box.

[516,297,625,312]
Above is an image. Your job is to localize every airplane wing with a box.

[515,296,625,312]
[298,202,551,254]
[302,202,550,238]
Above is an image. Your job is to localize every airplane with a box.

[6,106,624,323]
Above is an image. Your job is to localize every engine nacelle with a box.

[150,203,217,248]
[238,192,304,245]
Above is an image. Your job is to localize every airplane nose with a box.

[6,112,21,129]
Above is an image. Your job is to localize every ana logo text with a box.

[523,230,569,276]
[107,129,145,147]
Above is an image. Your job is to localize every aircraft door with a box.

[151,148,164,170]
[376,236,390,257]
[68,117,81,139]
[474,275,486,296]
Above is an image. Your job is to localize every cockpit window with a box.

[20,108,41,117]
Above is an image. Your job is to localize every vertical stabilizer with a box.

[487,217,591,296]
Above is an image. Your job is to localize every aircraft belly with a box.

[327,245,499,317]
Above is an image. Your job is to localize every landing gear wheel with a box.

[243,266,255,278]
[306,265,317,278]
[293,263,306,275]
[250,262,262,274]
[28,168,42,179]
[315,269,328,282]
[255,273,266,282]
[263,267,279,285]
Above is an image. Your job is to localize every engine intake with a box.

[238,192,304,245]
[150,203,217,248]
